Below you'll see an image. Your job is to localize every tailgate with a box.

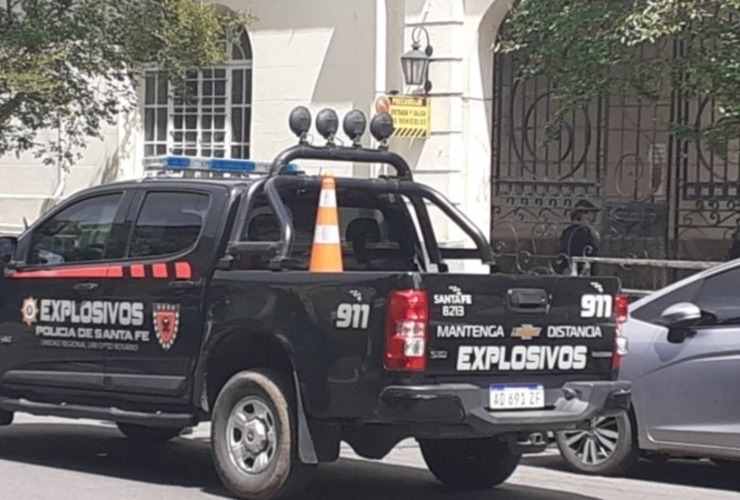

[423,274,620,378]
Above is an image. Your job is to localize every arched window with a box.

[143,27,253,159]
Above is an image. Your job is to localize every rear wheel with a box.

[419,437,520,490]
[117,423,184,443]
[556,412,638,475]
[211,369,304,500]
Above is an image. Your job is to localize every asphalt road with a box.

[0,414,738,499]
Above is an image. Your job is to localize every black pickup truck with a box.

[0,108,630,499]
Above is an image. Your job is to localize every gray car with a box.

[556,260,740,474]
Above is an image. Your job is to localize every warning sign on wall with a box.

[383,95,431,140]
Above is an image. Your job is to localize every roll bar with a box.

[226,106,497,271]
[268,143,413,180]
[226,175,497,271]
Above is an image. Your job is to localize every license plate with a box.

[489,384,545,410]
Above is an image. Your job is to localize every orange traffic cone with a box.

[309,174,344,272]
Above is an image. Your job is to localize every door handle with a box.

[73,282,99,292]
[507,288,549,314]
[168,280,195,292]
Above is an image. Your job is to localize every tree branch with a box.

[0,94,24,124]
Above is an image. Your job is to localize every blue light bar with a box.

[143,156,193,169]
[142,156,298,174]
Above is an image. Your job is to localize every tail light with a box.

[613,294,630,370]
[384,290,428,372]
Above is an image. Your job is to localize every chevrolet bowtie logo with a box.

[511,324,542,341]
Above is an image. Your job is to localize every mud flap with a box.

[293,371,319,465]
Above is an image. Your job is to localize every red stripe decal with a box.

[107,266,124,278]
[174,262,192,280]
[11,265,123,279]
[152,263,168,279]
[130,264,146,279]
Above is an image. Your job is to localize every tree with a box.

[497,0,740,156]
[0,0,254,169]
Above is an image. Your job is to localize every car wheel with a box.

[556,412,638,475]
[418,436,521,490]
[211,369,304,500]
[117,423,184,442]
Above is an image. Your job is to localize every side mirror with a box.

[0,236,18,265]
[657,302,702,344]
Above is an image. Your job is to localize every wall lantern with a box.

[401,26,433,93]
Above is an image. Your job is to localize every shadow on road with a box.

[300,459,596,500]
[0,422,596,499]
[522,452,740,493]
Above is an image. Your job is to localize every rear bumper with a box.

[378,380,631,435]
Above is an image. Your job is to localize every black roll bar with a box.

[268,144,414,180]
[252,175,497,270]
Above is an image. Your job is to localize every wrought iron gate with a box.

[491,36,740,290]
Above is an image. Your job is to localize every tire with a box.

[556,412,639,475]
[419,436,521,490]
[117,423,184,443]
[211,369,303,500]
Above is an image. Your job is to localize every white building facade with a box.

[0,0,509,254]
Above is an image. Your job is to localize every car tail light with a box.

[384,290,428,372]
[615,294,629,325]
[613,293,630,370]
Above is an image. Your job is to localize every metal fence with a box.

[491,21,740,292]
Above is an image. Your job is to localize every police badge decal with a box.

[153,303,181,351]
[21,297,39,327]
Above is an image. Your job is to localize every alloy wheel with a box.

[559,416,620,466]
[226,396,278,475]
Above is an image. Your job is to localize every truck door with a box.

[102,187,227,400]
[0,190,132,394]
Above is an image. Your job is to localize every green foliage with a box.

[0,0,254,169]
[497,0,740,156]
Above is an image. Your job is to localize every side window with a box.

[129,192,210,258]
[631,280,702,324]
[29,193,124,265]
[695,269,740,325]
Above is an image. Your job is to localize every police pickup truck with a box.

[0,107,630,500]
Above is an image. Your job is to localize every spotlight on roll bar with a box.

[316,108,339,144]
[271,104,412,180]
[289,106,312,143]
[343,110,367,147]
[370,113,394,148]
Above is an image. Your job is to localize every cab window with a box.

[129,191,210,258]
[242,188,421,271]
[29,193,124,265]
